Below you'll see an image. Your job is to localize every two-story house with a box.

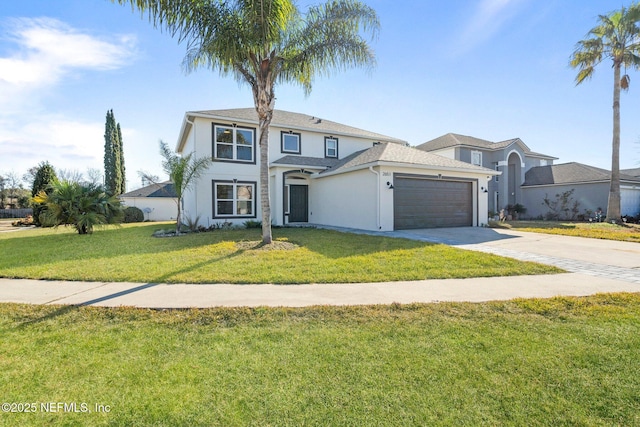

[176,109,498,230]
[416,133,557,215]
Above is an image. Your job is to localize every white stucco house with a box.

[120,181,178,221]
[176,109,498,230]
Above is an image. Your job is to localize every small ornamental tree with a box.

[142,141,212,235]
[34,180,123,234]
[30,161,58,226]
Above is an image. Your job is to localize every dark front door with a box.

[289,185,308,222]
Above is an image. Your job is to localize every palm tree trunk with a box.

[607,63,622,222]
[176,198,182,235]
[258,117,272,244]
[253,76,275,245]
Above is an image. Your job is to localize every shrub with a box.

[243,220,262,229]
[34,181,123,234]
[123,206,144,223]
[542,190,580,220]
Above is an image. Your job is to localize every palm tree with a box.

[34,180,123,234]
[113,0,379,243]
[148,140,212,235]
[570,3,640,222]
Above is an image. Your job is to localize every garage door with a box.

[394,177,473,229]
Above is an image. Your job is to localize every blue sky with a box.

[1,0,639,190]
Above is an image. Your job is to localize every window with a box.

[471,151,482,166]
[540,159,548,167]
[213,181,256,218]
[281,131,301,154]
[213,124,255,163]
[325,137,338,158]
[495,164,500,182]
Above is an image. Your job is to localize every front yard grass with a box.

[491,220,640,243]
[0,223,561,283]
[1,294,640,426]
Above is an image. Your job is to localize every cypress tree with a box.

[116,122,126,194]
[104,110,116,195]
[104,110,126,195]
[31,161,57,226]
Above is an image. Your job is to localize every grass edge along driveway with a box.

[0,223,562,284]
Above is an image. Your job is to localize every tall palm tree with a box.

[113,0,379,243]
[570,3,640,222]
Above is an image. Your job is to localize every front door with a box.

[289,185,308,222]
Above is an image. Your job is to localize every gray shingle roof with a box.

[189,108,407,144]
[523,162,640,186]
[272,156,341,168]
[417,133,556,159]
[621,167,640,178]
[320,142,495,176]
[120,182,177,198]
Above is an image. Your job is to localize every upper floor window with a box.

[213,124,255,163]
[471,151,482,166]
[325,137,338,158]
[540,159,548,167]
[281,131,301,154]
[495,164,500,182]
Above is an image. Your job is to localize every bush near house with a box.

[123,206,144,223]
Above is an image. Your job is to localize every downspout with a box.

[185,116,198,225]
[368,166,381,230]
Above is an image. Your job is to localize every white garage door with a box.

[622,187,640,217]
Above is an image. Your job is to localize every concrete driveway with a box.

[393,227,640,270]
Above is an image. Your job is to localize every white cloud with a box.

[0,18,138,179]
[0,17,137,87]
[451,0,528,56]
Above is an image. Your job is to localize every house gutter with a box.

[368,166,381,230]
[185,116,198,224]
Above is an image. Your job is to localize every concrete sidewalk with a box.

[1,227,639,308]
[1,273,639,308]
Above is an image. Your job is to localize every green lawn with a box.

[0,223,560,283]
[491,220,640,243]
[1,295,640,426]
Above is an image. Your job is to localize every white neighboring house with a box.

[176,109,498,231]
[120,182,178,221]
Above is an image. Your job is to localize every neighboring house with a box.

[176,109,498,230]
[522,163,640,219]
[416,133,557,214]
[120,182,178,221]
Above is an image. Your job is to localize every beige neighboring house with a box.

[120,182,178,221]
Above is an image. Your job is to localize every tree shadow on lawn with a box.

[0,226,436,273]
[15,252,248,326]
